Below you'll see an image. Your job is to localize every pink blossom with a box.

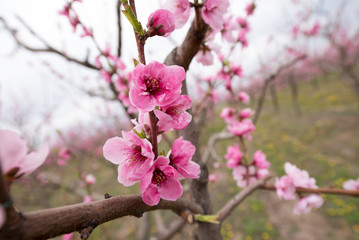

[169,137,199,179]
[102,131,154,186]
[201,0,230,31]
[129,61,185,111]
[225,143,242,169]
[80,25,93,38]
[147,9,175,37]
[237,30,248,48]
[303,21,320,36]
[141,156,183,206]
[220,107,235,123]
[209,173,221,182]
[85,174,96,185]
[195,49,214,65]
[0,130,49,179]
[221,15,238,43]
[164,0,190,28]
[293,194,324,215]
[253,150,270,169]
[237,91,250,103]
[62,233,74,240]
[239,108,254,119]
[0,206,5,229]
[230,62,242,77]
[275,176,296,200]
[284,162,317,188]
[237,17,250,32]
[227,119,255,140]
[245,2,256,16]
[138,110,173,134]
[343,178,359,190]
[257,168,269,179]
[160,95,192,130]
[83,195,93,203]
[100,69,111,83]
[233,166,256,188]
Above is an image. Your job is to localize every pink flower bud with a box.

[147,9,175,37]
[85,174,96,185]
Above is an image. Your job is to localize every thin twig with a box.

[217,175,272,222]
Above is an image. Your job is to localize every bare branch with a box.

[253,55,306,124]
[0,195,203,240]
[261,183,359,197]
[217,175,272,222]
[202,129,234,164]
[153,217,186,240]
[117,0,122,57]
[0,16,99,70]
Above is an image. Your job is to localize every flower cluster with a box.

[343,178,359,190]
[226,147,270,188]
[103,61,199,206]
[58,0,92,37]
[276,162,324,215]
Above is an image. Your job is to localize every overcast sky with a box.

[0,0,358,139]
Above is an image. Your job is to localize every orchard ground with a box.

[11,73,359,240]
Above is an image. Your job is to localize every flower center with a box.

[127,146,146,166]
[145,76,160,93]
[152,168,166,186]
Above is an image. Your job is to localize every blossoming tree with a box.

[0,0,359,239]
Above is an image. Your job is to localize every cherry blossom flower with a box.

[0,130,49,179]
[221,15,238,43]
[164,0,190,28]
[147,9,175,37]
[201,0,230,31]
[220,107,235,123]
[85,174,96,185]
[227,119,255,140]
[343,178,359,190]
[169,137,199,179]
[293,194,324,215]
[275,175,296,200]
[83,195,93,203]
[196,49,214,65]
[225,143,242,169]
[237,17,250,33]
[230,62,242,77]
[102,131,154,186]
[160,95,192,130]
[233,165,256,188]
[284,162,317,188]
[237,30,248,48]
[239,108,254,119]
[245,2,256,16]
[129,61,185,111]
[237,91,250,103]
[253,150,270,169]
[141,156,183,206]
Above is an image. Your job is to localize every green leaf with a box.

[194,214,220,224]
[133,58,140,67]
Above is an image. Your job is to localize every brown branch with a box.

[253,55,306,124]
[153,217,186,240]
[0,195,203,240]
[261,183,359,197]
[0,16,99,70]
[217,175,272,222]
[0,161,19,225]
[117,0,122,57]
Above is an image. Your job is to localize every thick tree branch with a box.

[253,55,306,124]
[0,195,203,240]
[217,175,272,222]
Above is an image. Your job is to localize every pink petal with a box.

[159,177,183,201]
[20,143,49,175]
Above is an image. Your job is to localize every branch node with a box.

[79,219,99,240]
[104,193,112,199]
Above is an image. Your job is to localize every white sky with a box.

[0,0,358,139]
